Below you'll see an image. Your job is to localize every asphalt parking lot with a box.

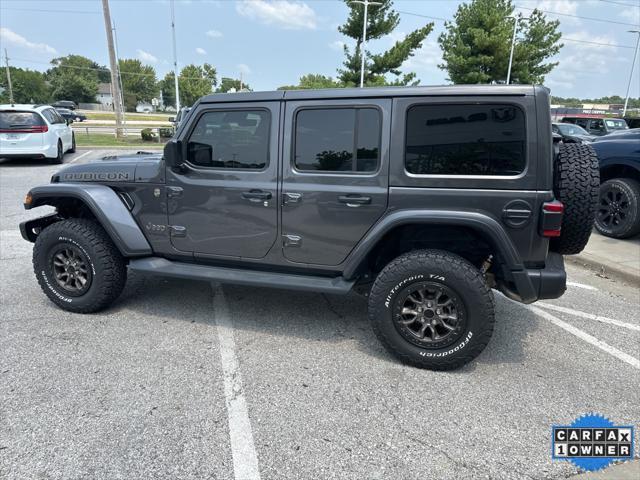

[1,150,638,480]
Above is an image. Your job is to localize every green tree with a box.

[337,0,433,86]
[216,77,252,93]
[278,74,342,90]
[46,55,107,103]
[160,71,176,108]
[0,67,50,104]
[438,0,562,84]
[179,63,217,106]
[118,59,157,111]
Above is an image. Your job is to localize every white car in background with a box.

[0,104,75,164]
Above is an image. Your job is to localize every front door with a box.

[167,102,279,258]
[281,99,390,266]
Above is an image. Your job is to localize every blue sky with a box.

[0,0,639,99]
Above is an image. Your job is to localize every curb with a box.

[75,145,165,149]
[566,253,639,286]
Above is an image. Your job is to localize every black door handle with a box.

[338,195,372,206]
[242,190,272,201]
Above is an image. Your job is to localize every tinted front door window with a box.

[187,110,269,169]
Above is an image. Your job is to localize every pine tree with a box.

[337,0,433,87]
[438,0,562,85]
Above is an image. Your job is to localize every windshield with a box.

[557,123,589,136]
[604,119,628,131]
[0,111,45,130]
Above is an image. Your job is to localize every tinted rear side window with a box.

[405,104,526,176]
[294,108,381,173]
[0,111,45,129]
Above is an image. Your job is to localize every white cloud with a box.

[329,40,345,51]
[195,47,207,55]
[237,63,251,75]
[537,0,578,16]
[563,30,619,51]
[403,39,442,71]
[619,6,640,24]
[136,49,158,64]
[0,27,57,55]
[206,29,223,38]
[236,0,317,30]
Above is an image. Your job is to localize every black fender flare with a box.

[342,209,526,278]
[22,183,152,257]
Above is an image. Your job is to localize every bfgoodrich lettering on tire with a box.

[33,219,127,313]
[368,250,495,370]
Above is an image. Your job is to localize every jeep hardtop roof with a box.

[199,84,540,105]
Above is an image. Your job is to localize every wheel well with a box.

[34,196,98,222]
[357,224,496,277]
[600,164,640,183]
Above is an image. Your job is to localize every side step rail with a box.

[128,257,355,295]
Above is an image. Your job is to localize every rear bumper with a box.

[499,252,567,304]
[0,143,57,159]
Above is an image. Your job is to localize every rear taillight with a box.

[541,200,564,237]
[0,125,48,133]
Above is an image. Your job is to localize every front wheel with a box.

[33,219,127,313]
[69,133,76,153]
[368,250,495,370]
[594,178,640,239]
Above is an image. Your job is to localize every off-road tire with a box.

[69,133,76,153]
[33,219,127,313]
[48,141,64,165]
[368,250,495,370]
[594,178,640,239]
[550,143,599,254]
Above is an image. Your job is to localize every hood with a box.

[52,151,165,184]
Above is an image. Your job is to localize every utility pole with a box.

[623,30,640,117]
[112,21,126,133]
[101,0,124,138]
[351,0,381,88]
[506,16,528,85]
[170,0,181,113]
[4,49,14,105]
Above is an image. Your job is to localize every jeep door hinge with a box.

[282,234,302,247]
[167,186,184,198]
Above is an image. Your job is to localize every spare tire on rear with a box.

[550,143,599,255]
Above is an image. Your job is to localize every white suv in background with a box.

[0,104,75,164]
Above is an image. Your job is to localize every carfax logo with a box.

[552,414,634,472]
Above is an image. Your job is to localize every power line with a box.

[516,5,640,27]
[395,10,448,23]
[598,0,640,8]
[0,7,100,14]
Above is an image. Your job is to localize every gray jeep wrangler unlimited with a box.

[21,85,599,370]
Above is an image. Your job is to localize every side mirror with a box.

[163,139,183,168]
[168,117,176,123]
[66,118,74,125]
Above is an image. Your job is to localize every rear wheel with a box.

[594,178,640,239]
[368,250,495,370]
[68,133,76,153]
[33,219,127,313]
[48,141,64,165]
[550,143,599,254]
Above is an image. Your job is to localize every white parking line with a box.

[537,302,640,332]
[567,281,598,291]
[68,150,93,164]
[213,286,261,480]
[526,305,640,369]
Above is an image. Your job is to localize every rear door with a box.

[281,99,391,266]
[167,102,279,258]
[43,108,72,148]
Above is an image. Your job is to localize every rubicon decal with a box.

[61,172,131,182]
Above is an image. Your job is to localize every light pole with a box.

[506,16,528,85]
[351,0,381,88]
[623,30,640,117]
